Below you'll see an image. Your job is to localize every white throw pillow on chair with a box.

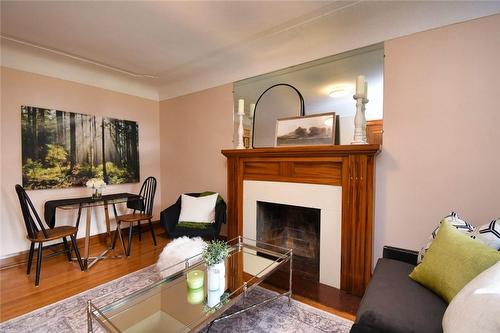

[178,193,218,223]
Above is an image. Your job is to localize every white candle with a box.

[249,103,255,118]
[364,81,368,99]
[238,99,245,115]
[356,75,365,97]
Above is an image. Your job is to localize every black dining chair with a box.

[111,177,157,256]
[15,185,84,286]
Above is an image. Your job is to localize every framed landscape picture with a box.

[21,106,140,190]
[275,112,336,147]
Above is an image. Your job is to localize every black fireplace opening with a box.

[256,200,320,282]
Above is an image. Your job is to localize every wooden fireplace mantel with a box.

[222,144,381,296]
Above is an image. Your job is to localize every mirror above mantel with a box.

[233,43,384,148]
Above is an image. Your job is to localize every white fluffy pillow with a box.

[156,236,205,278]
[178,193,218,223]
[442,262,500,333]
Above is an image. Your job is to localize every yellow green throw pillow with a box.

[409,220,500,303]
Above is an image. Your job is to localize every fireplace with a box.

[256,201,320,282]
[222,144,380,296]
[242,180,341,289]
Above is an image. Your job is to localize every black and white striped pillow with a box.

[472,218,500,250]
[418,213,500,263]
[418,212,474,263]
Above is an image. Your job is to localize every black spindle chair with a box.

[15,185,84,286]
[111,177,157,256]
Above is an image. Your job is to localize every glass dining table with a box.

[45,193,142,270]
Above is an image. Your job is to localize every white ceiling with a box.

[1,1,334,75]
[1,1,499,101]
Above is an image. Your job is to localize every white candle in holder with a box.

[249,103,255,118]
[238,99,245,115]
[236,99,245,149]
[356,75,366,97]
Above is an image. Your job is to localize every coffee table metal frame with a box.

[86,236,293,333]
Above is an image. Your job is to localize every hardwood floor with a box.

[0,225,169,322]
[0,226,359,323]
[264,268,360,321]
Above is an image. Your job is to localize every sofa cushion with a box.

[473,218,500,250]
[418,213,500,263]
[168,225,217,239]
[177,221,213,229]
[178,193,218,223]
[442,262,500,333]
[410,221,500,303]
[353,258,447,333]
[418,211,474,263]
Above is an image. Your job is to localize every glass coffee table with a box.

[87,237,293,332]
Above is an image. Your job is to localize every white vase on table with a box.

[207,261,225,291]
[207,263,220,291]
[207,289,221,308]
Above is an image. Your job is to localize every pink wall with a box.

[158,15,500,259]
[3,14,498,262]
[375,14,500,259]
[0,67,160,257]
[159,84,234,231]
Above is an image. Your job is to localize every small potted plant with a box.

[202,240,230,292]
[86,178,106,199]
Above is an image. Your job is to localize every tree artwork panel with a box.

[21,106,140,189]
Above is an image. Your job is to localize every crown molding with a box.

[158,2,500,100]
[1,39,159,101]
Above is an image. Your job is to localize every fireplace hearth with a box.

[256,201,320,282]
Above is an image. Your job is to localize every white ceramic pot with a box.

[207,261,226,292]
[207,265,220,291]
[216,262,226,296]
[207,290,221,308]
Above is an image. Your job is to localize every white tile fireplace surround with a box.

[243,180,342,288]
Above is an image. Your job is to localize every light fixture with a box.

[328,84,353,98]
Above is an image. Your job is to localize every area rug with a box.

[0,265,353,333]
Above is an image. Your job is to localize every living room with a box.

[1,1,499,333]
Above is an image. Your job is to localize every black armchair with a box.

[161,192,226,240]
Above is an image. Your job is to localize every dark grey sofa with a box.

[350,246,447,333]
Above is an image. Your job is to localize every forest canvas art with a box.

[21,106,140,189]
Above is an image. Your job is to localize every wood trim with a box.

[242,156,344,186]
[366,119,383,145]
[222,144,381,157]
[0,220,162,270]
[341,154,374,295]
[222,145,380,296]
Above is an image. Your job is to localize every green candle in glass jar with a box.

[186,270,204,289]
[187,287,204,305]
